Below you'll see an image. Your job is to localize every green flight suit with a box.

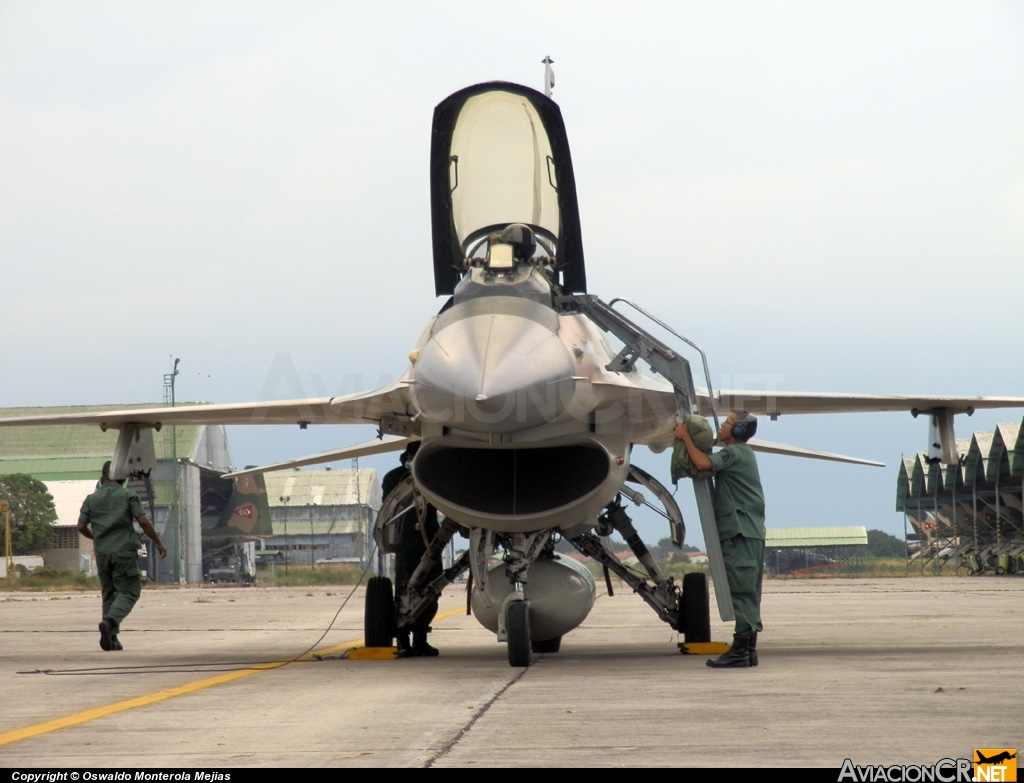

[381,465,441,632]
[79,482,145,630]
[708,442,766,635]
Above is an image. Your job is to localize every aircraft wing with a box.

[0,381,412,429]
[626,386,1024,463]
[702,391,1024,417]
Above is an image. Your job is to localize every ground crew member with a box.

[78,461,167,651]
[381,443,442,657]
[675,411,765,668]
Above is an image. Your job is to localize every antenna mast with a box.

[542,56,555,98]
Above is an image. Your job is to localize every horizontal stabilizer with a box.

[223,436,411,479]
[747,439,884,467]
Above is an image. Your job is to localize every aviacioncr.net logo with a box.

[974,749,1017,782]
[838,758,973,782]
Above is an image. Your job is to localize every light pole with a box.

[1,500,12,576]
[309,501,316,569]
[163,357,182,584]
[353,457,370,572]
[279,496,290,576]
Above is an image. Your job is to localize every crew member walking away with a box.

[381,442,442,657]
[78,461,167,651]
[675,411,765,668]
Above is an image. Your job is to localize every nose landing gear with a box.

[505,598,532,667]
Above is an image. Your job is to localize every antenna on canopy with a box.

[542,56,555,98]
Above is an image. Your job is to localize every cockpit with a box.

[453,223,556,306]
[430,82,587,298]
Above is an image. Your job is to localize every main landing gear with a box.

[364,576,396,648]
[570,491,711,646]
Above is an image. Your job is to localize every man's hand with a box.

[137,515,168,559]
[674,422,693,442]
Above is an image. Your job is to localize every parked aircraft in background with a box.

[4,82,1023,666]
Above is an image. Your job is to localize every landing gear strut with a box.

[570,496,711,641]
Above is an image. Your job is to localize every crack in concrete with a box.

[425,661,535,767]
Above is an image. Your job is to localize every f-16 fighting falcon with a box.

[4,82,1023,667]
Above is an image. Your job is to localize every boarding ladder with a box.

[556,294,734,622]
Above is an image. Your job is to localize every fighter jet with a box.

[3,82,1023,666]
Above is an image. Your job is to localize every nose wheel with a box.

[506,600,533,667]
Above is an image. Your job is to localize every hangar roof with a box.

[0,404,203,480]
[45,479,99,527]
[897,416,1024,506]
[766,527,868,547]
[264,469,382,509]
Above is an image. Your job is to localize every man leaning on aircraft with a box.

[675,412,765,669]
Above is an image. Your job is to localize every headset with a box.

[730,412,757,442]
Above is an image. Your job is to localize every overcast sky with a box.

[2,1,1022,547]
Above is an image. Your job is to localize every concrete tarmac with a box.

[0,577,1021,768]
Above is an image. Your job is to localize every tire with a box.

[681,572,711,644]
[364,576,396,648]
[506,600,532,667]
[532,636,562,654]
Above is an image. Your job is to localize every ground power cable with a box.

[18,545,382,677]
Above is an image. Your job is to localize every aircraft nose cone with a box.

[412,312,574,432]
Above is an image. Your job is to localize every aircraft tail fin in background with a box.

[206,472,274,540]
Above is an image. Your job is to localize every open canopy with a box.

[430,82,586,296]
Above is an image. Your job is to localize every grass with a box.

[0,556,996,593]
[255,564,366,587]
[1,566,100,591]
[0,563,367,592]
[588,556,988,582]
[766,557,974,578]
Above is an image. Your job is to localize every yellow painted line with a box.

[0,606,466,748]
[432,607,465,623]
[0,661,282,747]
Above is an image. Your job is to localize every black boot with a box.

[98,618,117,652]
[706,633,752,668]
[411,627,439,657]
[396,630,412,657]
[749,632,758,667]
